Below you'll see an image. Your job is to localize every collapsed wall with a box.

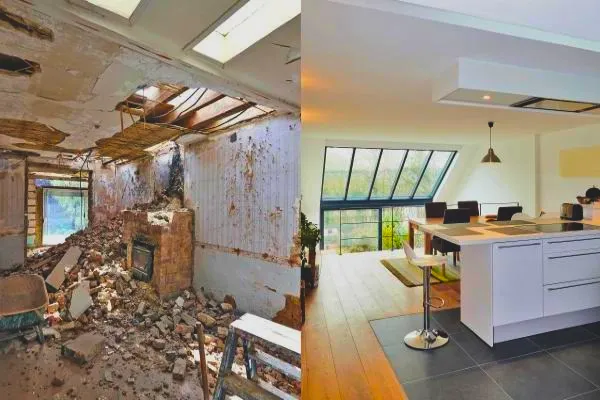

[90,113,302,327]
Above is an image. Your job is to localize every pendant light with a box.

[481,121,501,163]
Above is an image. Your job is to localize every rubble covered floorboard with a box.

[1,196,301,398]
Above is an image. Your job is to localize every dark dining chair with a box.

[432,208,470,267]
[497,206,523,221]
[425,202,447,218]
[457,201,479,217]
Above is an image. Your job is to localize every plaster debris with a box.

[1,198,300,397]
[69,281,93,320]
[61,333,106,364]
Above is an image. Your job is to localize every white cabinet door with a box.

[493,241,543,326]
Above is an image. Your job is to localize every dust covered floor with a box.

[0,195,300,399]
[0,338,204,400]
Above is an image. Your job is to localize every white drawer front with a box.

[544,251,600,285]
[544,279,600,316]
[544,237,600,255]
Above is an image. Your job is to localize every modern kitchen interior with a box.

[301,1,600,399]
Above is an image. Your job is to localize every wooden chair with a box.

[457,200,479,217]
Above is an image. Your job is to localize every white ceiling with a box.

[302,0,600,144]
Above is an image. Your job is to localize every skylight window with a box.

[321,147,456,203]
[84,0,142,18]
[192,0,301,63]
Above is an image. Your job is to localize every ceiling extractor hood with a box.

[433,59,600,116]
[511,97,600,113]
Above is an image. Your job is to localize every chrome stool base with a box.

[404,262,450,351]
[404,329,449,350]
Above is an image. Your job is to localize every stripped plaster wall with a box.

[183,113,302,327]
[0,157,26,270]
[114,144,178,210]
[89,144,180,222]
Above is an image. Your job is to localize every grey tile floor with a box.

[370,309,600,400]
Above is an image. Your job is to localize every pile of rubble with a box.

[3,211,301,398]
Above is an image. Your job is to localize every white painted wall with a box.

[185,113,301,321]
[300,135,326,224]
[441,136,537,216]
[538,123,600,213]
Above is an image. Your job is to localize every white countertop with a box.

[420,218,600,246]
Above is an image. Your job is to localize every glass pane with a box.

[341,238,378,254]
[43,188,89,245]
[414,152,453,197]
[341,209,378,224]
[323,211,341,252]
[341,222,378,238]
[370,150,406,199]
[382,221,402,250]
[322,148,353,200]
[346,149,380,200]
[393,150,430,198]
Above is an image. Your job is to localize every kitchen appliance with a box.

[561,203,584,221]
[576,186,600,204]
[520,222,600,233]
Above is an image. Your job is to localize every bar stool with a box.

[402,242,449,350]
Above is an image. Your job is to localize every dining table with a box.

[407,215,488,254]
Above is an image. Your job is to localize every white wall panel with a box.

[185,114,300,258]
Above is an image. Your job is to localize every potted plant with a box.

[300,212,321,288]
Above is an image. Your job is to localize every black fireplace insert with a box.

[132,239,154,282]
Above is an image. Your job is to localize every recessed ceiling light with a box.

[192,0,301,63]
[84,0,142,19]
[482,95,492,100]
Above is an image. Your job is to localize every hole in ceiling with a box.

[0,53,41,76]
[0,5,54,41]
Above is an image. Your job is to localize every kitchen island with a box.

[419,219,600,346]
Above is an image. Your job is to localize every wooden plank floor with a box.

[302,250,460,400]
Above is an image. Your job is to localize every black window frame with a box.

[319,146,457,251]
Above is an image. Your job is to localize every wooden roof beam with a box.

[191,102,256,132]
[156,92,226,125]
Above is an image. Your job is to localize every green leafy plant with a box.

[300,212,321,250]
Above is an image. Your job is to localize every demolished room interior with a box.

[0,1,301,399]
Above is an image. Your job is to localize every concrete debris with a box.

[61,333,106,364]
[1,205,300,398]
[69,281,93,320]
[45,246,82,291]
[152,339,166,350]
[197,312,216,328]
[42,327,61,340]
[172,358,186,381]
[51,376,65,387]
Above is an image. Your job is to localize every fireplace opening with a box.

[132,239,154,282]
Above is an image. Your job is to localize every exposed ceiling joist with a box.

[192,102,256,132]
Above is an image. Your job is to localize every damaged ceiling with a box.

[0,0,297,161]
